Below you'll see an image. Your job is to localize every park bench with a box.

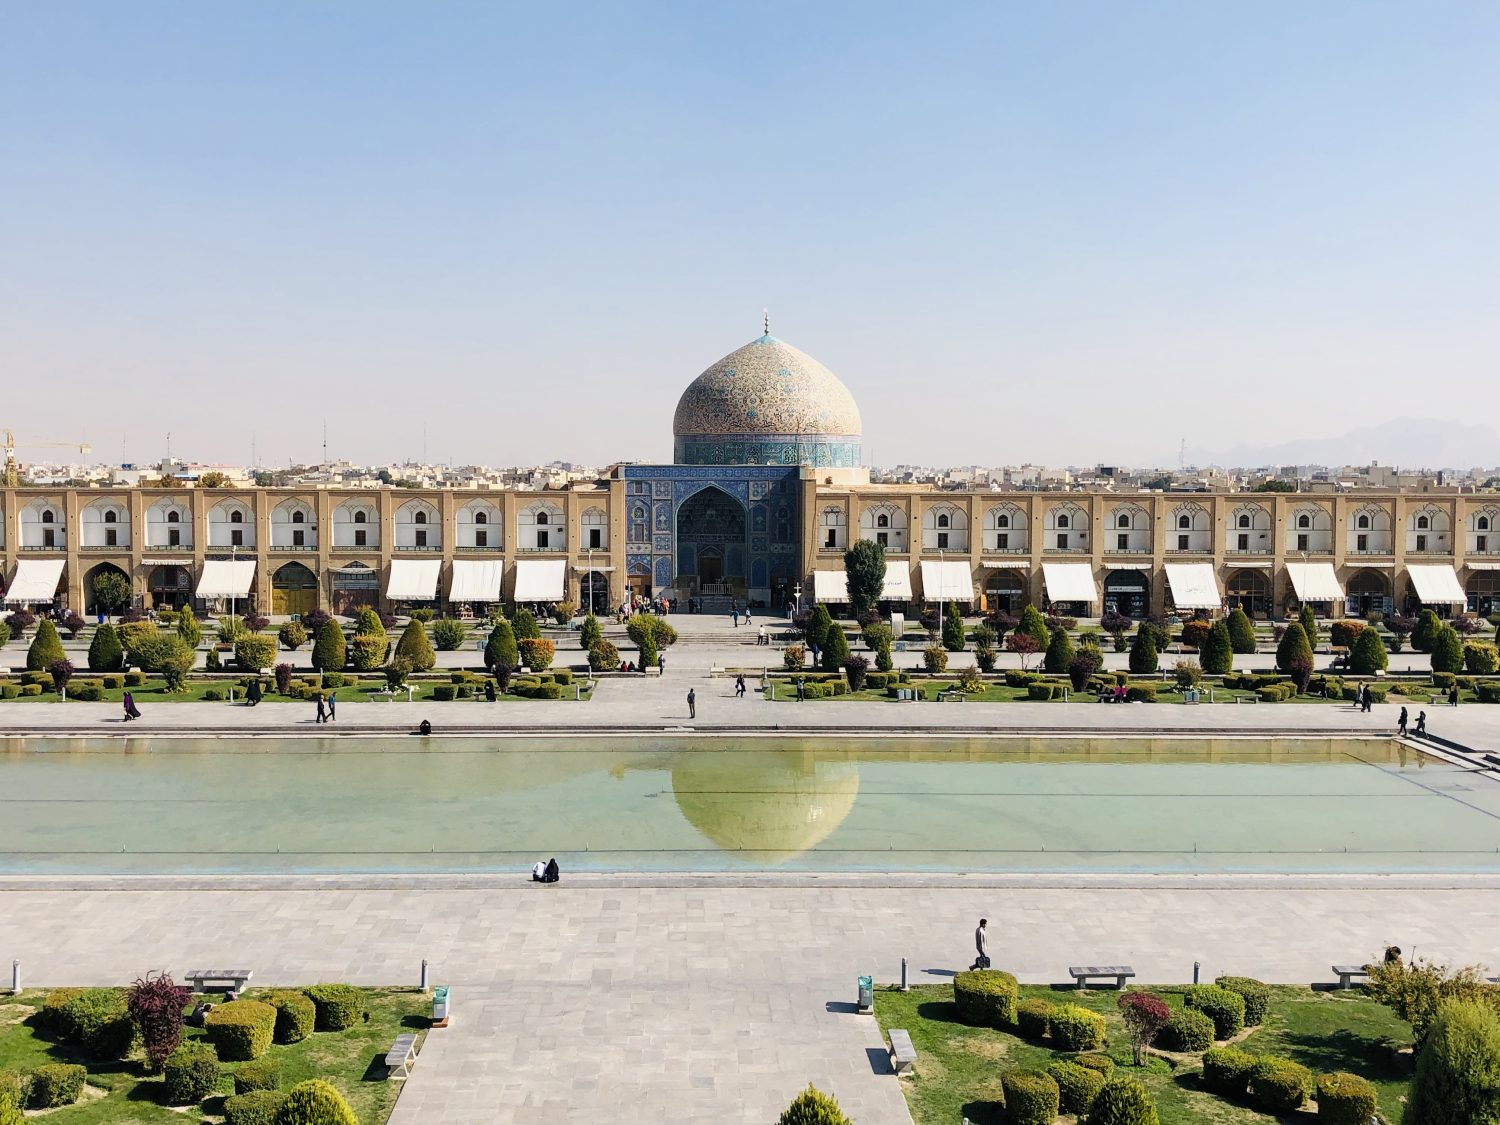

[1332,964,1369,990]
[1068,965,1135,990]
[937,690,965,702]
[385,1032,418,1079]
[888,1028,918,1075]
[185,968,253,994]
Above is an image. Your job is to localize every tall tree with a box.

[842,539,887,619]
[1276,622,1313,673]
[1017,604,1051,649]
[484,620,519,671]
[942,602,966,651]
[395,619,436,671]
[1128,627,1158,674]
[26,619,65,671]
[1044,626,1075,674]
[1225,607,1258,654]
[176,605,202,649]
[1298,603,1319,648]
[1430,625,1465,675]
[310,619,347,672]
[805,604,833,652]
[820,623,851,672]
[1199,620,1234,674]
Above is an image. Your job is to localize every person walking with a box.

[732,607,739,628]
[1415,710,1427,736]
[687,688,696,719]
[1363,685,1373,713]
[326,692,337,722]
[1449,684,1460,707]
[657,653,665,675]
[122,691,140,721]
[1397,706,1408,737]
[735,675,746,698]
[970,918,991,971]
[315,693,328,724]
[796,678,806,702]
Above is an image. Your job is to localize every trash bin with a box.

[432,985,451,1026]
[857,975,873,1013]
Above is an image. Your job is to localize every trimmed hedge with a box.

[266,990,316,1044]
[1201,1046,1256,1096]
[1157,1009,1215,1052]
[1085,1076,1160,1125]
[1046,1059,1105,1115]
[1183,984,1246,1039]
[233,1059,282,1094]
[26,1064,85,1109]
[1125,683,1158,703]
[952,969,1019,1029]
[1214,976,1270,1026]
[59,987,135,1058]
[1049,1004,1107,1051]
[305,984,364,1031]
[999,1070,1059,1125]
[224,1089,287,1125]
[1248,1057,1312,1113]
[1015,998,1055,1039]
[1314,1071,1378,1124]
[1075,1053,1116,1077]
[164,1041,220,1104]
[273,1079,358,1125]
[38,988,85,1036]
[204,999,277,1061]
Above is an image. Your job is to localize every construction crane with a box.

[2,430,93,487]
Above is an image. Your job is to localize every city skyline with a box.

[3,2,1497,468]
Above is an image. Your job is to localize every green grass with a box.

[0,677,594,703]
[874,983,1411,1125]
[0,987,428,1124]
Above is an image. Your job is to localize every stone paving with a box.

[5,877,1500,1123]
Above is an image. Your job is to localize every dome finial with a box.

[763,308,770,337]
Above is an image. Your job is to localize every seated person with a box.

[531,859,547,882]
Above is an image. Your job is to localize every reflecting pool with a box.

[2,735,1497,874]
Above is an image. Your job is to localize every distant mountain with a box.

[1171,418,1500,473]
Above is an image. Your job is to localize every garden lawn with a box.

[0,986,428,1124]
[0,678,595,703]
[874,983,1410,1125]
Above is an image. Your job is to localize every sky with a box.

[2,1,1498,470]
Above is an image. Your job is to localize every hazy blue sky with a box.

[2,2,1497,469]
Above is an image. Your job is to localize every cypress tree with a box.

[579,614,602,651]
[26,619,65,672]
[1200,620,1234,674]
[1226,607,1257,654]
[87,623,125,673]
[1044,626,1075,674]
[353,607,385,641]
[485,620,519,670]
[1018,604,1051,649]
[1128,627,1158,674]
[310,619,347,672]
[843,539,887,619]
[395,619,435,671]
[1430,625,1465,675]
[176,604,202,649]
[1276,622,1313,672]
[511,608,541,640]
[1349,627,1389,675]
[820,623,851,672]
[942,602,966,651]
[1298,603,1319,648]
[777,1084,852,1125]
[1412,608,1441,653]
[805,605,833,652]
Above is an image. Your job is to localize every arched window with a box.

[1481,517,1492,532]
[1238,514,1250,528]
[230,510,243,524]
[877,514,889,528]
[537,511,549,526]
[292,510,305,524]
[415,511,427,525]
[1057,514,1070,529]
[41,509,54,524]
[1298,514,1311,529]
[1117,514,1129,528]
[1178,515,1191,529]
[1357,515,1369,529]
[104,510,117,524]
[997,514,1009,528]
[167,511,179,524]
[475,511,487,525]
[1417,515,1429,529]
[937,513,949,528]
[354,511,367,524]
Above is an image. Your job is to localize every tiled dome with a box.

[672,334,862,467]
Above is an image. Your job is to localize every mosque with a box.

[1,324,1495,621]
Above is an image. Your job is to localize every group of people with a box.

[616,595,673,622]
[730,606,753,627]
[530,857,560,883]
[315,693,337,723]
[1396,706,1427,737]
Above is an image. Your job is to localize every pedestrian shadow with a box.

[825,1000,859,1014]
[922,968,956,977]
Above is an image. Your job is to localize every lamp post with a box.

[230,543,237,623]
[938,547,945,636]
[587,547,595,616]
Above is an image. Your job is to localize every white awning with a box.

[141,556,194,566]
[5,558,65,605]
[1165,563,1221,610]
[195,559,256,599]
[813,570,849,603]
[882,564,913,600]
[1286,561,1344,602]
[1469,562,1500,572]
[1041,562,1098,605]
[1407,563,1466,605]
[920,559,973,601]
[448,560,504,602]
[385,559,441,601]
[513,558,566,602]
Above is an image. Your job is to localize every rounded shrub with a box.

[517,636,555,671]
[1314,1071,1377,1123]
[274,1079,358,1125]
[225,1089,288,1125]
[163,1041,220,1104]
[204,999,277,1061]
[999,1070,1059,1125]
[1183,984,1246,1039]
[38,987,85,1037]
[395,620,436,671]
[234,634,277,673]
[1046,1059,1105,1115]
[1085,1075,1160,1125]
[1201,1046,1256,1096]
[1214,976,1270,1026]
[59,987,135,1058]
[1248,1057,1312,1113]
[1049,1004,1107,1051]
[1405,998,1500,1125]
[0,1069,22,1125]
[1075,1052,1116,1078]
[952,969,1019,1028]
[1014,998,1055,1040]
[26,1064,85,1109]
[776,1083,852,1125]
[233,1058,282,1094]
[1157,1009,1215,1053]
[304,984,364,1032]
[266,990,316,1044]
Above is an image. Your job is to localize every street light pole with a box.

[587,547,595,616]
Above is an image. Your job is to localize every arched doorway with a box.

[676,487,747,598]
[580,570,609,616]
[147,565,190,611]
[272,562,319,618]
[330,562,379,616]
[1225,568,1271,619]
[1467,571,1500,617]
[84,562,131,616]
[1102,569,1150,618]
[983,570,1026,616]
[1347,569,1391,619]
